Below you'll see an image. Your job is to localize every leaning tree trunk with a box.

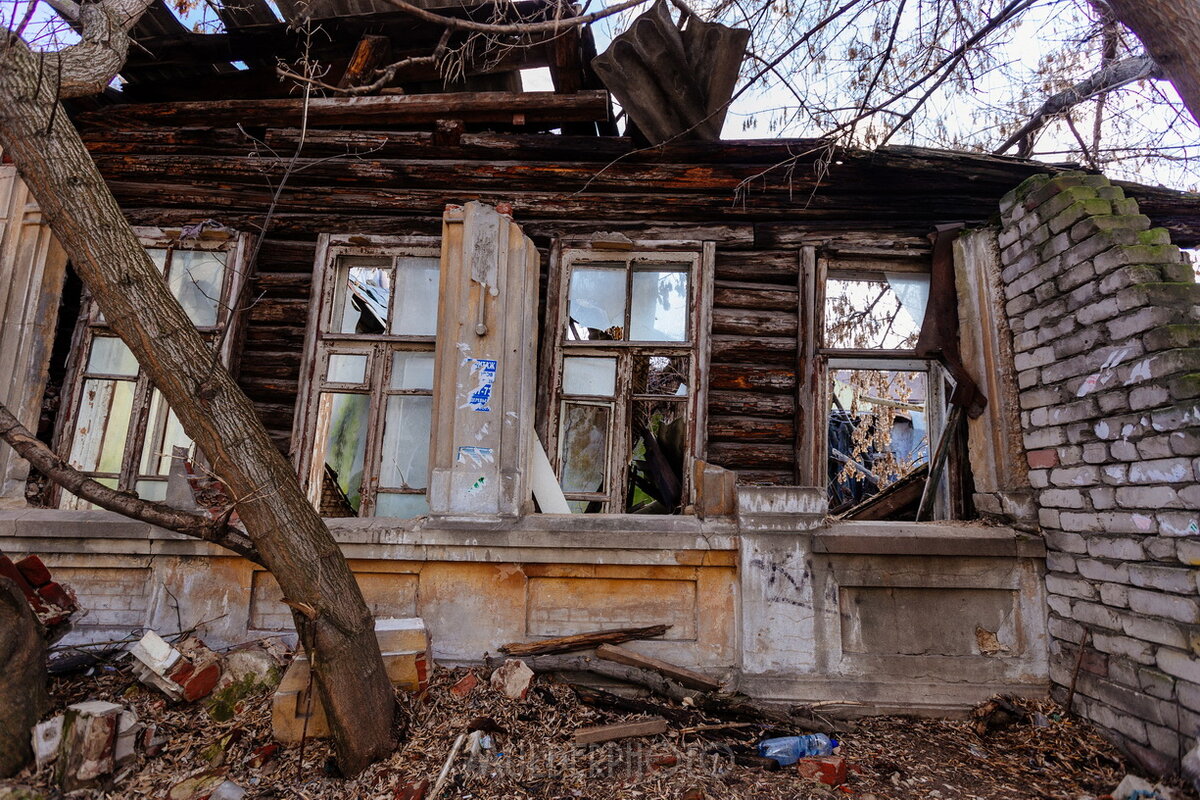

[1107,0,1200,128]
[0,40,396,775]
[0,569,48,777]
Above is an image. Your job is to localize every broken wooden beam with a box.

[571,684,700,724]
[77,91,611,129]
[500,624,669,657]
[338,35,392,89]
[594,643,721,692]
[573,718,668,746]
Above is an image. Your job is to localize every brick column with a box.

[997,172,1200,773]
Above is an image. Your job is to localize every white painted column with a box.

[427,202,539,519]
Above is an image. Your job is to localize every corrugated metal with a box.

[592,0,748,144]
[0,162,68,507]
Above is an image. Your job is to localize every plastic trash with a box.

[757,734,837,766]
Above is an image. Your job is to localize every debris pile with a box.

[6,622,1196,800]
[129,632,223,703]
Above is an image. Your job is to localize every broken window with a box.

[295,237,440,518]
[545,247,707,514]
[56,230,250,508]
[818,262,949,517]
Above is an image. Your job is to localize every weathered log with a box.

[705,442,795,470]
[594,643,721,692]
[709,364,796,393]
[79,91,611,129]
[712,285,798,311]
[499,624,669,657]
[706,390,794,418]
[338,35,393,89]
[707,415,794,442]
[710,308,797,338]
[709,335,795,365]
[728,469,797,485]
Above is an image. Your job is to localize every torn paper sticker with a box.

[462,358,497,412]
[457,446,495,467]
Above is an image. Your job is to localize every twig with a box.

[1064,626,1089,716]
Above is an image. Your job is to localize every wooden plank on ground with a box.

[573,718,668,746]
[500,624,669,657]
[594,643,721,692]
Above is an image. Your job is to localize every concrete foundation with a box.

[0,505,1048,713]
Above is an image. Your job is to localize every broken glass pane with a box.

[327,353,368,384]
[69,378,135,474]
[87,337,139,377]
[168,250,226,327]
[319,392,370,512]
[375,492,429,518]
[562,357,617,397]
[824,276,928,349]
[333,257,392,335]
[391,256,440,336]
[390,351,435,390]
[827,369,928,512]
[632,355,689,396]
[378,395,432,490]
[559,402,610,494]
[628,399,687,513]
[630,268,688,341]
[135,480,168,502]
[139,390,192,476]
[567,265,626,340]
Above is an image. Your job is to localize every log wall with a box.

[70,121,1068,482]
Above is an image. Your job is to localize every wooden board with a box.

[500,624,670,657]
[594,643,721,692]
[573,718,668,746]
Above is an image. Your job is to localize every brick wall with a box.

[997,172,1200,772]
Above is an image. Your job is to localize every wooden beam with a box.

[78,91,611,129]
[573,718,669,746]
[339,35,393,89]
[594,643,722,691]
[499,624,670,657]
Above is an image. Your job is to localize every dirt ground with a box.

[4,660,1196,800]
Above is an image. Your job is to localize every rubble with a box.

[9,660,1197,800]
[54,700,124,791]
[205,646,281,722]
[488,658,533,700]
[796,755,847,787]
[128,631,222,702]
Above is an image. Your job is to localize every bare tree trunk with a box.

[1107,0,1200,128]
[0,39,396,775]
[0,570,48,777]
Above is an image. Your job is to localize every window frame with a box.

[53,227,252,507]
[293,234,442,518]
[801,248,950,516]
[541,241,713,514]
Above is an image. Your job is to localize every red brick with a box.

[796,756,847,787]
[181,662,221,702]
[0,556,39,606]
[449,672,478,698]
[1028,449,1060,469]
[15,555,52,587]
[36,581,75,610]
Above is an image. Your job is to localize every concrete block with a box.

[1158,647,1200,684]
[1144,537,1178,562]
[1072,601,1122,631]
[1128,564,1197,595]
[1050,466,1100,488]
[1100,582,1129,608]
[1045,551,1077,573]
[1076,559,1129,583]
[1136,666,1176,702]
[1115,485,1182,509]
[1128,457,1194,485]
[1044,530,1087,554]
[1085,536,1145,560]
[1039,489,1087,509]
[1158,512,1200,538]
[1046,573,1098,600]
[1091,631,1156,664]
[1128,587,1200,624]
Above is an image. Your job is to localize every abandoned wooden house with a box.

[1,0,1199,774]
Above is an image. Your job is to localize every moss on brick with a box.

[204,664,281,722]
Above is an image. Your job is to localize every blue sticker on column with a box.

[464,358,497,412]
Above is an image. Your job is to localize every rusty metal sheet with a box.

[592,0,749,144]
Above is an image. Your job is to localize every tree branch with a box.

[9,0,154,98]
[376,0,655,36]
[995,54,1163,156]
[0,402,263,565]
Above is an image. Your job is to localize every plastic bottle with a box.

[756,734,838,766]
